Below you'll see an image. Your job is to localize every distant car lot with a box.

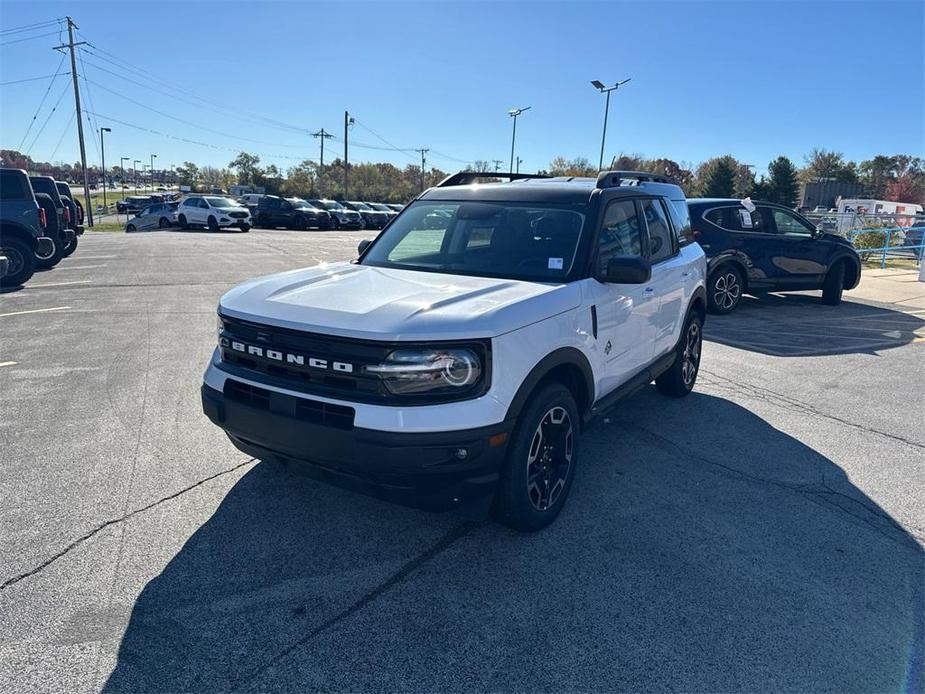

[0,229,921,693]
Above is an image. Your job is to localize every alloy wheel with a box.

[681,321,701,387]
[3,247,24,275]
[713,272,741,310]
[525,406,574,512]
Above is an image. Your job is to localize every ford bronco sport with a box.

[202,171,707,531]
[0,168,55,287]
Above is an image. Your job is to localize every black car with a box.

[688,198,861,313]
[29,175,74,268]
[340,201,389,230]
[307,199,364,230]
[116,196,154,214]
[254,196,333,230]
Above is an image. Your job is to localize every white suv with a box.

[202,171,707,530]
[177,195,251,232]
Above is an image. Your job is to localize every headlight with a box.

[366,347,483,396]
[216,313,224,337]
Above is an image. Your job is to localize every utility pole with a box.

[54,17,93,227]
[312,128,333,196]
[343,111,354,199]
[100,127,111,209]
[492,159,503,173]
[414,148,429,192]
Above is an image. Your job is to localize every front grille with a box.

[224,379,355,430]
[219,315,394,402]
[228,211,248,219]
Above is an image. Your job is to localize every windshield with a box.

[360,200,586,282]
[288,198,313,208]
[349,202,372,210]
[370,203,391,211]
[319,201,343,210]
[205,196,239,208]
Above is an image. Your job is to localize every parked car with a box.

[307,199,364,230]
[687,198,862,313]
[202,170,707,531]
[124,202,179,232]
[116,196,154,214]
[0,168,55,286]
[239,193,265,218]
[386,203,405,213]
[365,202,399,222]
[340,200,389,229]
[55,181,84,236]
[254,196,333,230]
[29,175,73,269]
[176,195,251,232]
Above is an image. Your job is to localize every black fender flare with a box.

[0,221,39,251]
[689,284,707,321]
[505,347,595,422]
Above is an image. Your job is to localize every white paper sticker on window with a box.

[548,257,564,270]
[738,209,753,228]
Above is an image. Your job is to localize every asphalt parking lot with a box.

[1,229,923,693]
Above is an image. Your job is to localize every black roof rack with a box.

[596,170,671,188]
[436,171,552,187]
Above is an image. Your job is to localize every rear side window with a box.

[598,199,643,274]
[0,171,28,200]
[668,200,693,245]
[639,198,675,262]
[705,206,772,233]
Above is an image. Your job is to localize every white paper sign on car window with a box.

[738,209,753,228]
[548,257,564,270]
[741,196,757,212]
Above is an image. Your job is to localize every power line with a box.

[0,30,61,47]
[76,46,102,165]
[25,81,70,155]
[0,72,68,86]
[49,111,76,161]
[0,18,63,35]
[17,54,67,149]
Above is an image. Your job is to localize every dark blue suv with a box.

[688,198,861,314]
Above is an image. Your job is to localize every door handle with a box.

[644,287,655,293]
[681,271,691,277]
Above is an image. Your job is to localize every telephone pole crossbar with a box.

[312,128,333,197]
[415,148,429,192]
[53,16,93,227]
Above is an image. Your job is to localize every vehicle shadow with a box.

[102,390,923,693]
[705,294,925,356]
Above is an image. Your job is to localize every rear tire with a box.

[35,236,64,269]
[493,383,579,532]
[0,238,36,286]
[62,232,78,257]
[655,312,703,397]
[821,261,845,305]
[293,215,307,231]
[707,265,743,314]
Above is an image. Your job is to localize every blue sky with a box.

[1,1,923,177]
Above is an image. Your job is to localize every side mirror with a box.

[357,239,372,255]
[601,256,651,284]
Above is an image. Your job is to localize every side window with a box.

[770,208,815,236]
[597,199,642,275]
[0,172,27,200]
[639,198,675,262]
[668,200,693,246]
[705,206,772,233]
[281,201,292,211]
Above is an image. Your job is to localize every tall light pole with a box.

[150,153,157,191]
[516,156,523,174]
[591,78,631,171]
[120,157,129,220]
[508,106,530,173]
[133,159,141,191]
[100,127,111,208]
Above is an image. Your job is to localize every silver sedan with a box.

[125,202,179,232]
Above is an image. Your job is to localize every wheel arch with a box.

[0,222,39,251]
[689,284,707,324]
[708,255,749,291]
[505,347,595,424]
[832,252,861,290]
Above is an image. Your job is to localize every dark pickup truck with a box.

[29,175,74,269]
[55,180,83,255]
[0,168,55,286]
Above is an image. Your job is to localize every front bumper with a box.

[337,216,364,230]
[201,382,511,511]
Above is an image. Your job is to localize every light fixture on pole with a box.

[99,127,111,208]
[508,106,530,173]
[591,78,631,171]
[150,153,157,191]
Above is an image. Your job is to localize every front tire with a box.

[0,238,36,286]
[821,261,845,305]
[158,217,170,228]
[656,312,703,397]
[493,383,579,532]
[707,265,743,314]
[178,214,188,230]
[238,223,250,232]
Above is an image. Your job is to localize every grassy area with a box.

[87,221,124,232]
[862,258,921,270]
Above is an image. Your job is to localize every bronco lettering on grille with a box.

[221,337,354,373]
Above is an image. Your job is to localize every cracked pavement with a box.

[1,230,922,693]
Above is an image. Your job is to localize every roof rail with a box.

[436,171,552,187]
[596,170,671,188]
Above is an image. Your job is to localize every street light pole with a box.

[133,160,140,192]
[150,153,157,191]
[100,127,111,208]
[591,78,631,171]
[508,106,530,173]
[120,156,129,222]
[516,156,523,173]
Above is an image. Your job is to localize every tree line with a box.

[2,147,922,208]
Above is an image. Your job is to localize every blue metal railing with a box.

[846,226,925,269]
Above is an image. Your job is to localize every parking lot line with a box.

[73,255,117,260]
[0,361,17,368]
[23,280,92,289]
[0,306,71,318]
[53,264,107,271]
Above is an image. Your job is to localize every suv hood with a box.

[219,262,581,341]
